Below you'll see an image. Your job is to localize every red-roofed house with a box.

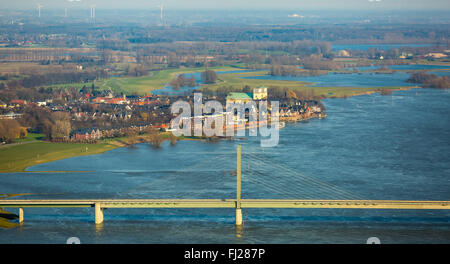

[10,100,27,106]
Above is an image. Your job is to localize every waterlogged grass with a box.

[0,141,118,173]
[204,70,310,89]
[0,132,207,173]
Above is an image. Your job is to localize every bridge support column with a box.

[95,203,103,224]
[236,145,243,227]
[236,208,243,226]
[19,208,24,224]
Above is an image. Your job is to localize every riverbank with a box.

[336,85,421,98]
[280,112,327,123]
[0,141,119,173]
[0,132,213,173]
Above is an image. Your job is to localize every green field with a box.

[52,65,239,95]
[14,133,44,143]
[0,132,206,173]
[0,141,118,173]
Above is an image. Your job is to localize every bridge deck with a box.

[1,199,449,210]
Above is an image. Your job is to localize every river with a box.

[244,64,450,88]
[331,44,435,51]
[1,87,449,243]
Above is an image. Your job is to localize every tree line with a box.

[0,119,27,143]
[169,74,196,90]
[5,70,107,90]
[407,72,450,89]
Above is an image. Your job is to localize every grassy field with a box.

[51,65,239,95]
[0,141,118,173]
[0,132,208,173]
[14,133,44,143]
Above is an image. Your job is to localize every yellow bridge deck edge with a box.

[1,199,449,209]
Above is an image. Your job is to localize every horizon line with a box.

[2,7,450,12]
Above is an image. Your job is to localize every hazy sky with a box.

[2,0,450,10]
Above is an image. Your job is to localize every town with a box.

[0,80,326,144]
[0,1,450,248]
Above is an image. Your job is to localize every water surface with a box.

[331,44,434,51]
[244,71,417,87]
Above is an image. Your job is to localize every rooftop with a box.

[227,92,253,100]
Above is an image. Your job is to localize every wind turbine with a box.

[37,4,43,18]
[157,2,164,26]
[90,4,96,19]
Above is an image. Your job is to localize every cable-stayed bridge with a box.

[1,146,449,226]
